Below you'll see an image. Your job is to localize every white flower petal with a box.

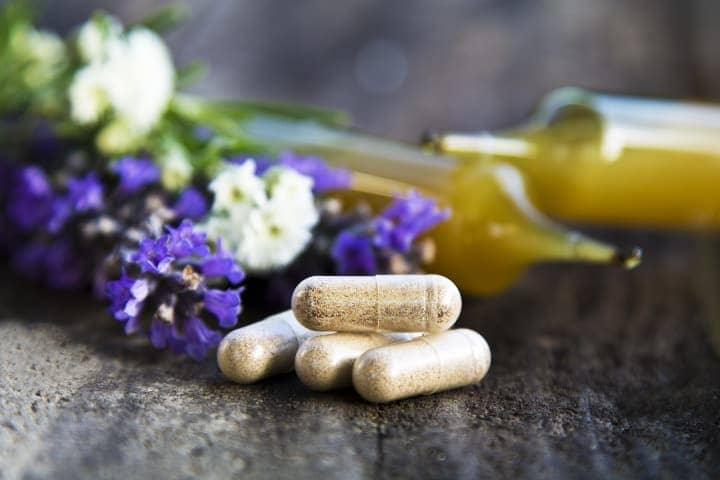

[69,65,109,124]
[209,161,267,213]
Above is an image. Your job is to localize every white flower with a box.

[208,161,266,213]
[68,24,174,139]
[76,14,122,63]
[263,166,318,228]
[103,28,174,132]
[203,162,319,272]
[233,201,315,271]
[69,65,109,124]
[158,144,193,191]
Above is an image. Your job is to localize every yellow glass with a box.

[435,87,720,230]
[241,99,643,294]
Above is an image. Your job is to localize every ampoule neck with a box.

[424,130,538,161]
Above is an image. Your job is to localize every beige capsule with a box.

[217,310,328,384]
[352,329,491,403]
[295,332,421,391]
[292,274,462,333]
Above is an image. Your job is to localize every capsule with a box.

[295,332,421,391]
[217,310,327,384]
[292,275,462,333]
[352,329,491,403]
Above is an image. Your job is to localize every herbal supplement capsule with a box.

[352,329,491,403]
[217,310,327,384]
[292,274,461,333]
[295,332,420,391]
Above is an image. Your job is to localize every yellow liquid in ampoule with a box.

[439,88,720,230]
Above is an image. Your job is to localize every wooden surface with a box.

[1,233,719,479]
[2,1,720,478]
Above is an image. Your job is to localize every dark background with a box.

[37,0,720,137]
[1,1,719,479]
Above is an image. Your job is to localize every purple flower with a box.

[331,190,449,274]
[276,151,352,192]
[227,155,273,174]
[373,190,450,253]
[173,187,208,220]
[112,157,159,194]
[331,231,377,274]
[106,271,150,333]
[132,237,175,274]
[149,318,179,350]
[165,219,209,258]
[228,151,351,192]
[107,220,244,359]
[204,288,242,328]
[12,239,86,289]
[7,166,53,231]
[183,316,223,360]
[67,173,104,212]
[44,240,87,289]
[46,197,72,233]
[201,239,245,284]
[45,173,106,233]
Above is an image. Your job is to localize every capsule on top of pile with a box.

[292,274,462,333]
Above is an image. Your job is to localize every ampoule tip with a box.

[613,246,643,270]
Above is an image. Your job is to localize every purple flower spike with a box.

[112,157,159,194]
[204,288,242,328]
[132,237,175,274]
[173,187,208,220]
[149,318,177,349]
[331,231,377,274]
[66,173,104,212]
[107,219,245,359]
[165,219,209,258]
[277,151,352,192]
[44,240,87,289]
[7,166,54,231]
[183,316,223,360]
[106,271,151,332]
[374,190,450,253]
[331,190,449,275]
[201,239,245,284]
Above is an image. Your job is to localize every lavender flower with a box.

[47,173,105,232]
[201,239,245,284]
[229,151,352,193]
[133,237,174,274]
[331,190,449,274]
[373,190,450,253]
[66,173,104,212]
[331,231,378,274]
[165,219,210,257]
[204,288,242,328]
[276,151,352,192]
[7,166,53,231]
[112,157,159,194]
[106,219,245,359]
[173,187,208,220]
[11,239,88,289]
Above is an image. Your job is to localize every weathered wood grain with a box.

[1,233,718,479]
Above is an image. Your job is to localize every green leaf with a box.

[136,2,189,33]
[236,100,351,127]
[176,61,206,89]
[172,94,350,130]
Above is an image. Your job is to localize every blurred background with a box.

[34,0,720,139]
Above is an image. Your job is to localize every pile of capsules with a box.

[217,274,492,403]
